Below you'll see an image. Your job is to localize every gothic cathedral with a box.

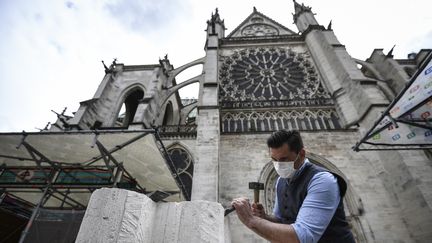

[47,1,432,242]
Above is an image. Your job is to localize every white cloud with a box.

[0,0,431,132]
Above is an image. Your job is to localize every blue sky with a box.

[0,0,431,132]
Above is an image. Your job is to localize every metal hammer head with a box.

[249,182,264,190]
[249,182,264,203]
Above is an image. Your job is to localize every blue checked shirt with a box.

[273,159,340,243]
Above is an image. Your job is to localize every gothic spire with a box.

[327,20,332,30]
[293,0,312,15]
[210,8,223,24]
[386,45,396,58]
[206,8,225,37]
[293,0,314,24]
[292,0,318,31]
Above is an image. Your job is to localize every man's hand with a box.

[232,197,299,243]
[251,202,266,219]
[231,197,255,227]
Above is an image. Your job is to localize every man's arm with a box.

[233,171,340,243]
[233,198,300,243]
[249,216,299,243]
[290,172,340,243]
[265,214,282,223]
[251,202,281,223]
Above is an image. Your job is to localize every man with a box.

[232,130,355,243]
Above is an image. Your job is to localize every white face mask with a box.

[272,153,299,178]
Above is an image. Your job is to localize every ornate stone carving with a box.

[241,24,279,37]
[167,146,194,197]
[219,48,331,104]
[219,47,341,133]
[263,167,279,215]
[159,125,197,139]
[221,109,341,133]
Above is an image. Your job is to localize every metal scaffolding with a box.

[0,128,189,243]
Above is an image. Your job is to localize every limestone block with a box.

[75,188,226,243]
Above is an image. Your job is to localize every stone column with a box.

[192,32,220,201]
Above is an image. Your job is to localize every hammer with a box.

[249,182,264,204]
[224,182,264,216]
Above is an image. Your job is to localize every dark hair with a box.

[267,130,304,153]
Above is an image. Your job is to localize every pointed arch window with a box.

[186,107,197,125]
[166,145,194,198]
[116,89,144,127]
[162,102,174,126]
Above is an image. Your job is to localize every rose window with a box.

[219,48,327,103]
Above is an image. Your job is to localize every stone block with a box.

[76,188,227,243]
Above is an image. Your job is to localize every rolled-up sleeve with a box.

[291,172,340,243]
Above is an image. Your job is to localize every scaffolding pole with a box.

[18,186,49,243]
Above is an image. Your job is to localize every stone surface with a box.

[76,188,227,243]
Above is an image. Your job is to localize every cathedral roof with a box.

[226,7,297,38]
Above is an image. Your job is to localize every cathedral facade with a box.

[49,1,432,242]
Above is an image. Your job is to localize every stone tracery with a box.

[167,146,194,197]
[219,48,341,133]
[241,24,279,36]
[219,48,331,103]
[221,109,341,133]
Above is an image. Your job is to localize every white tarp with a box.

[355,53,432,150]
